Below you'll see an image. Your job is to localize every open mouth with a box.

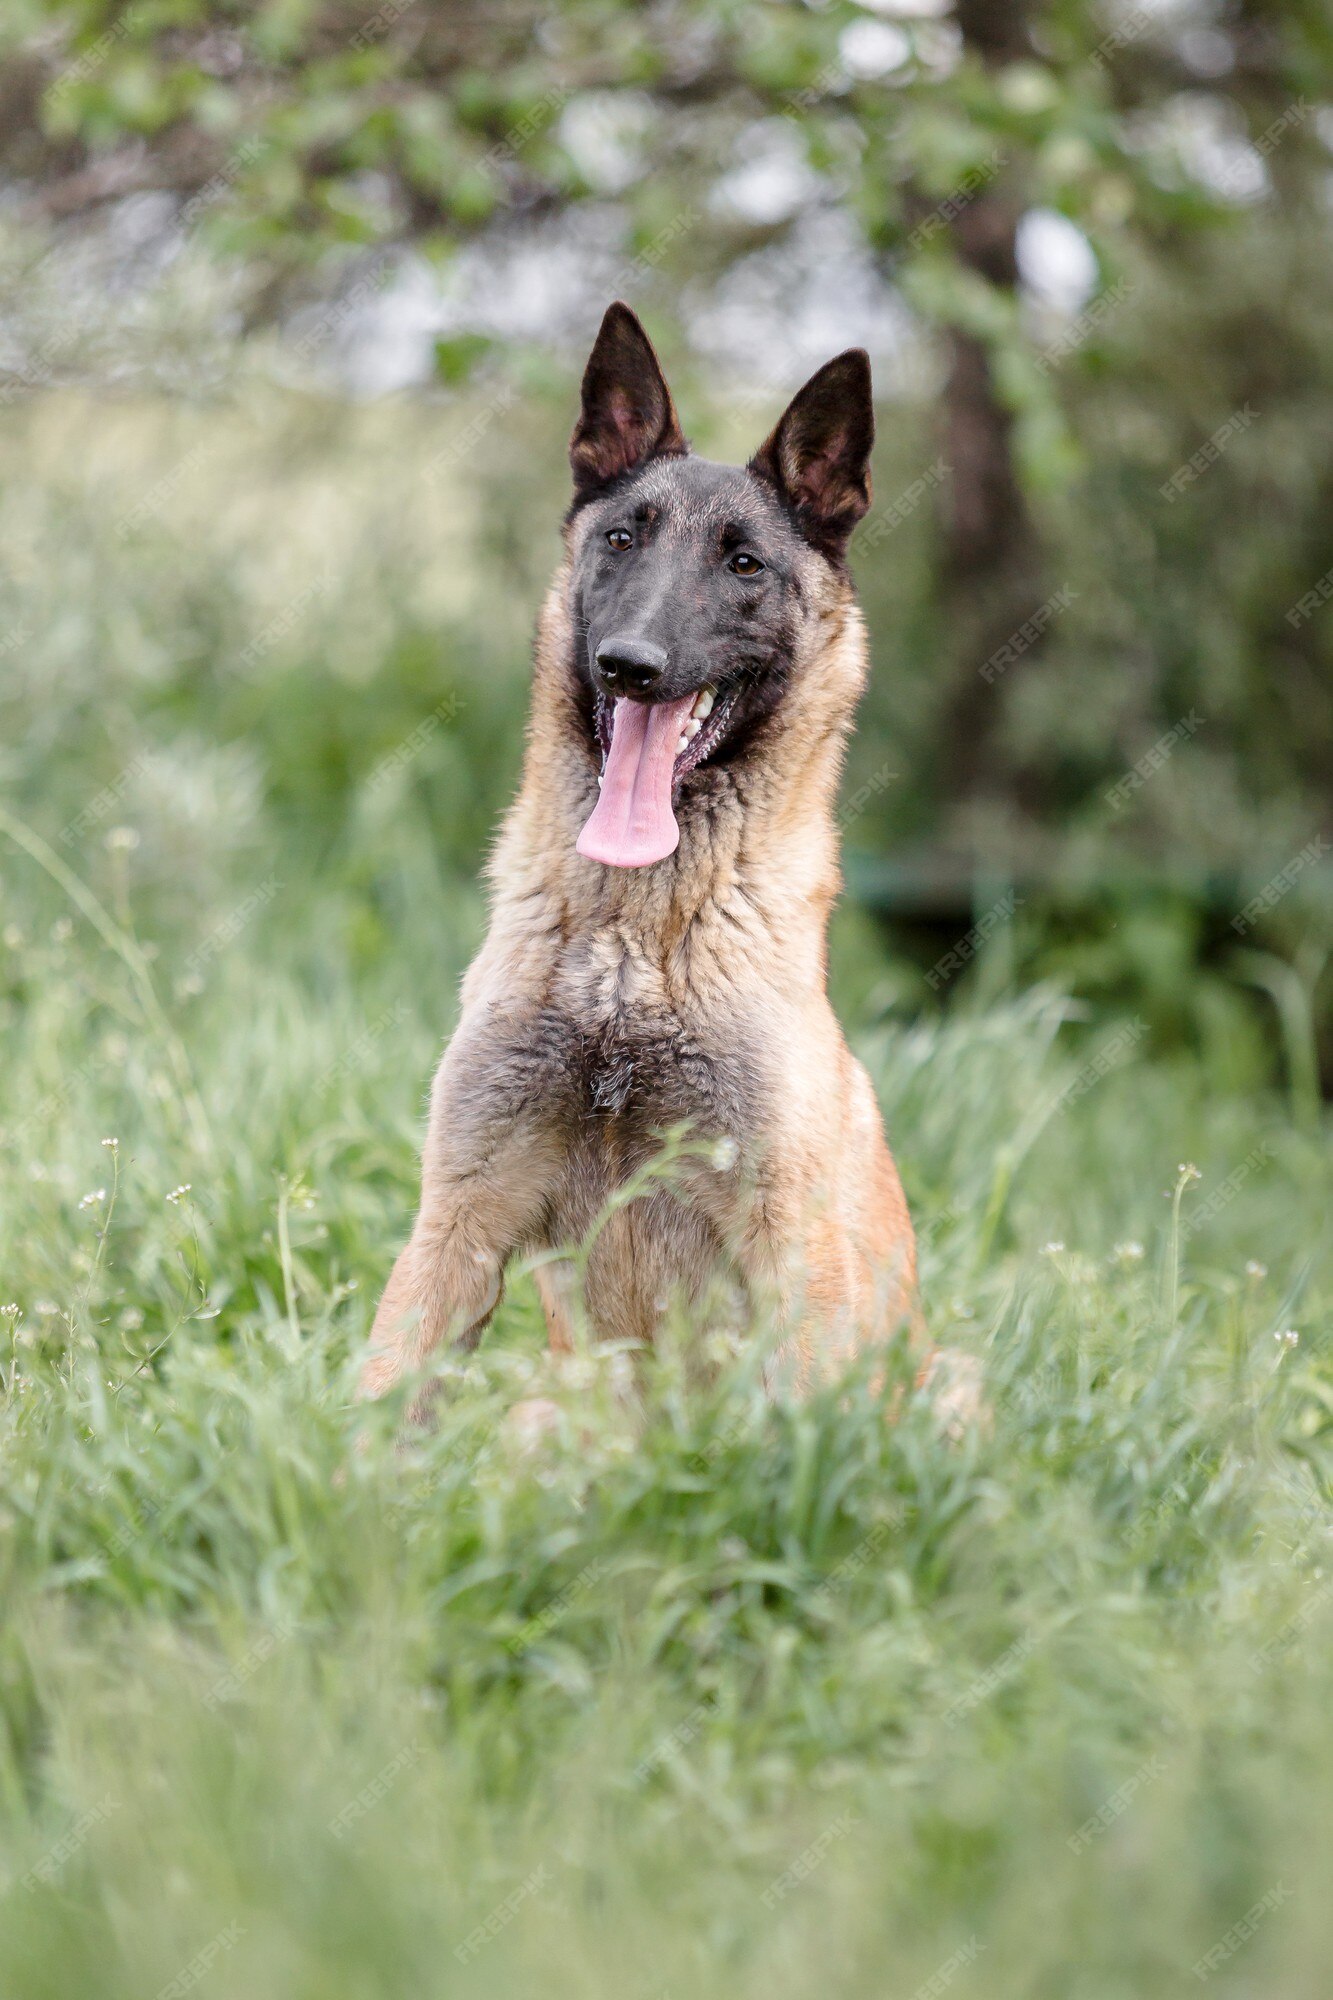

[593,683,736,785]
[577,683,738,870]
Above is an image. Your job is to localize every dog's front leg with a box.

[359,1019,561,1415]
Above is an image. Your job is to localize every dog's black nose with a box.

[595,636,668,696]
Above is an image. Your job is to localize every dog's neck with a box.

[486,569,867,988]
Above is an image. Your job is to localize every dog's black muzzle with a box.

[592,634,669,698]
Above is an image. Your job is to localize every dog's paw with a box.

[921,1346,988,1440]
[503,1396,565,1453]
[357,1348,403,1401]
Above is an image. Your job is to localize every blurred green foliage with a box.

[0,0,1329,1064]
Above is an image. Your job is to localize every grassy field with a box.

[0,392,1330,1998]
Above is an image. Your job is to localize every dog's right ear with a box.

[570,303,687,503]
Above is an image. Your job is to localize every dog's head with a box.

[563,303,873,869]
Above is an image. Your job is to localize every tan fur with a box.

[360,546,921,1410]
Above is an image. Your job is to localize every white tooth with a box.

[692,687,715,720]
[675,734,688,757]
[681,717,702,741]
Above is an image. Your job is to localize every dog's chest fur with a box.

[573,1012,757,1141]
[474,1004,743,1305]
[547,924,764,1137]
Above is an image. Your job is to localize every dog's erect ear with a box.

[749,349,874,558]
[570,302,687,502]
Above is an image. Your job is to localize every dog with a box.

[361,302,926,1418]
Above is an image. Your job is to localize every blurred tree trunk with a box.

[935,0,1047,822]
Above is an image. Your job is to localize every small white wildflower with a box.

[1177,1162,1202,1183]
[1274,1329,1299,1348]
[104,825,140,851]
[1040,1240,1066,1256]
[101,1136,118,1149]
[712,1136,739,1171]
[50,916,74,943]
[78,1188,106,1209]
[1113,1240,1145,1262]
[165,1184,192,1205]
[1245,1260,1267,1280]
[119,1307,144,1331]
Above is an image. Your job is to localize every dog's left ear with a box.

[570,302,687,502]
[749,349,874,558]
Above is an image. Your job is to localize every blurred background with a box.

[1,0,1331,1101]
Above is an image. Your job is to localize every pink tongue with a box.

[577,693,696,868]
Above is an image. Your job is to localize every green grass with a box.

[0,392,1330,1998]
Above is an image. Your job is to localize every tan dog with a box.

[361,303,923,1415]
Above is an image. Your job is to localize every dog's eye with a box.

[728,552,764,576]
[606,529,633,552]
